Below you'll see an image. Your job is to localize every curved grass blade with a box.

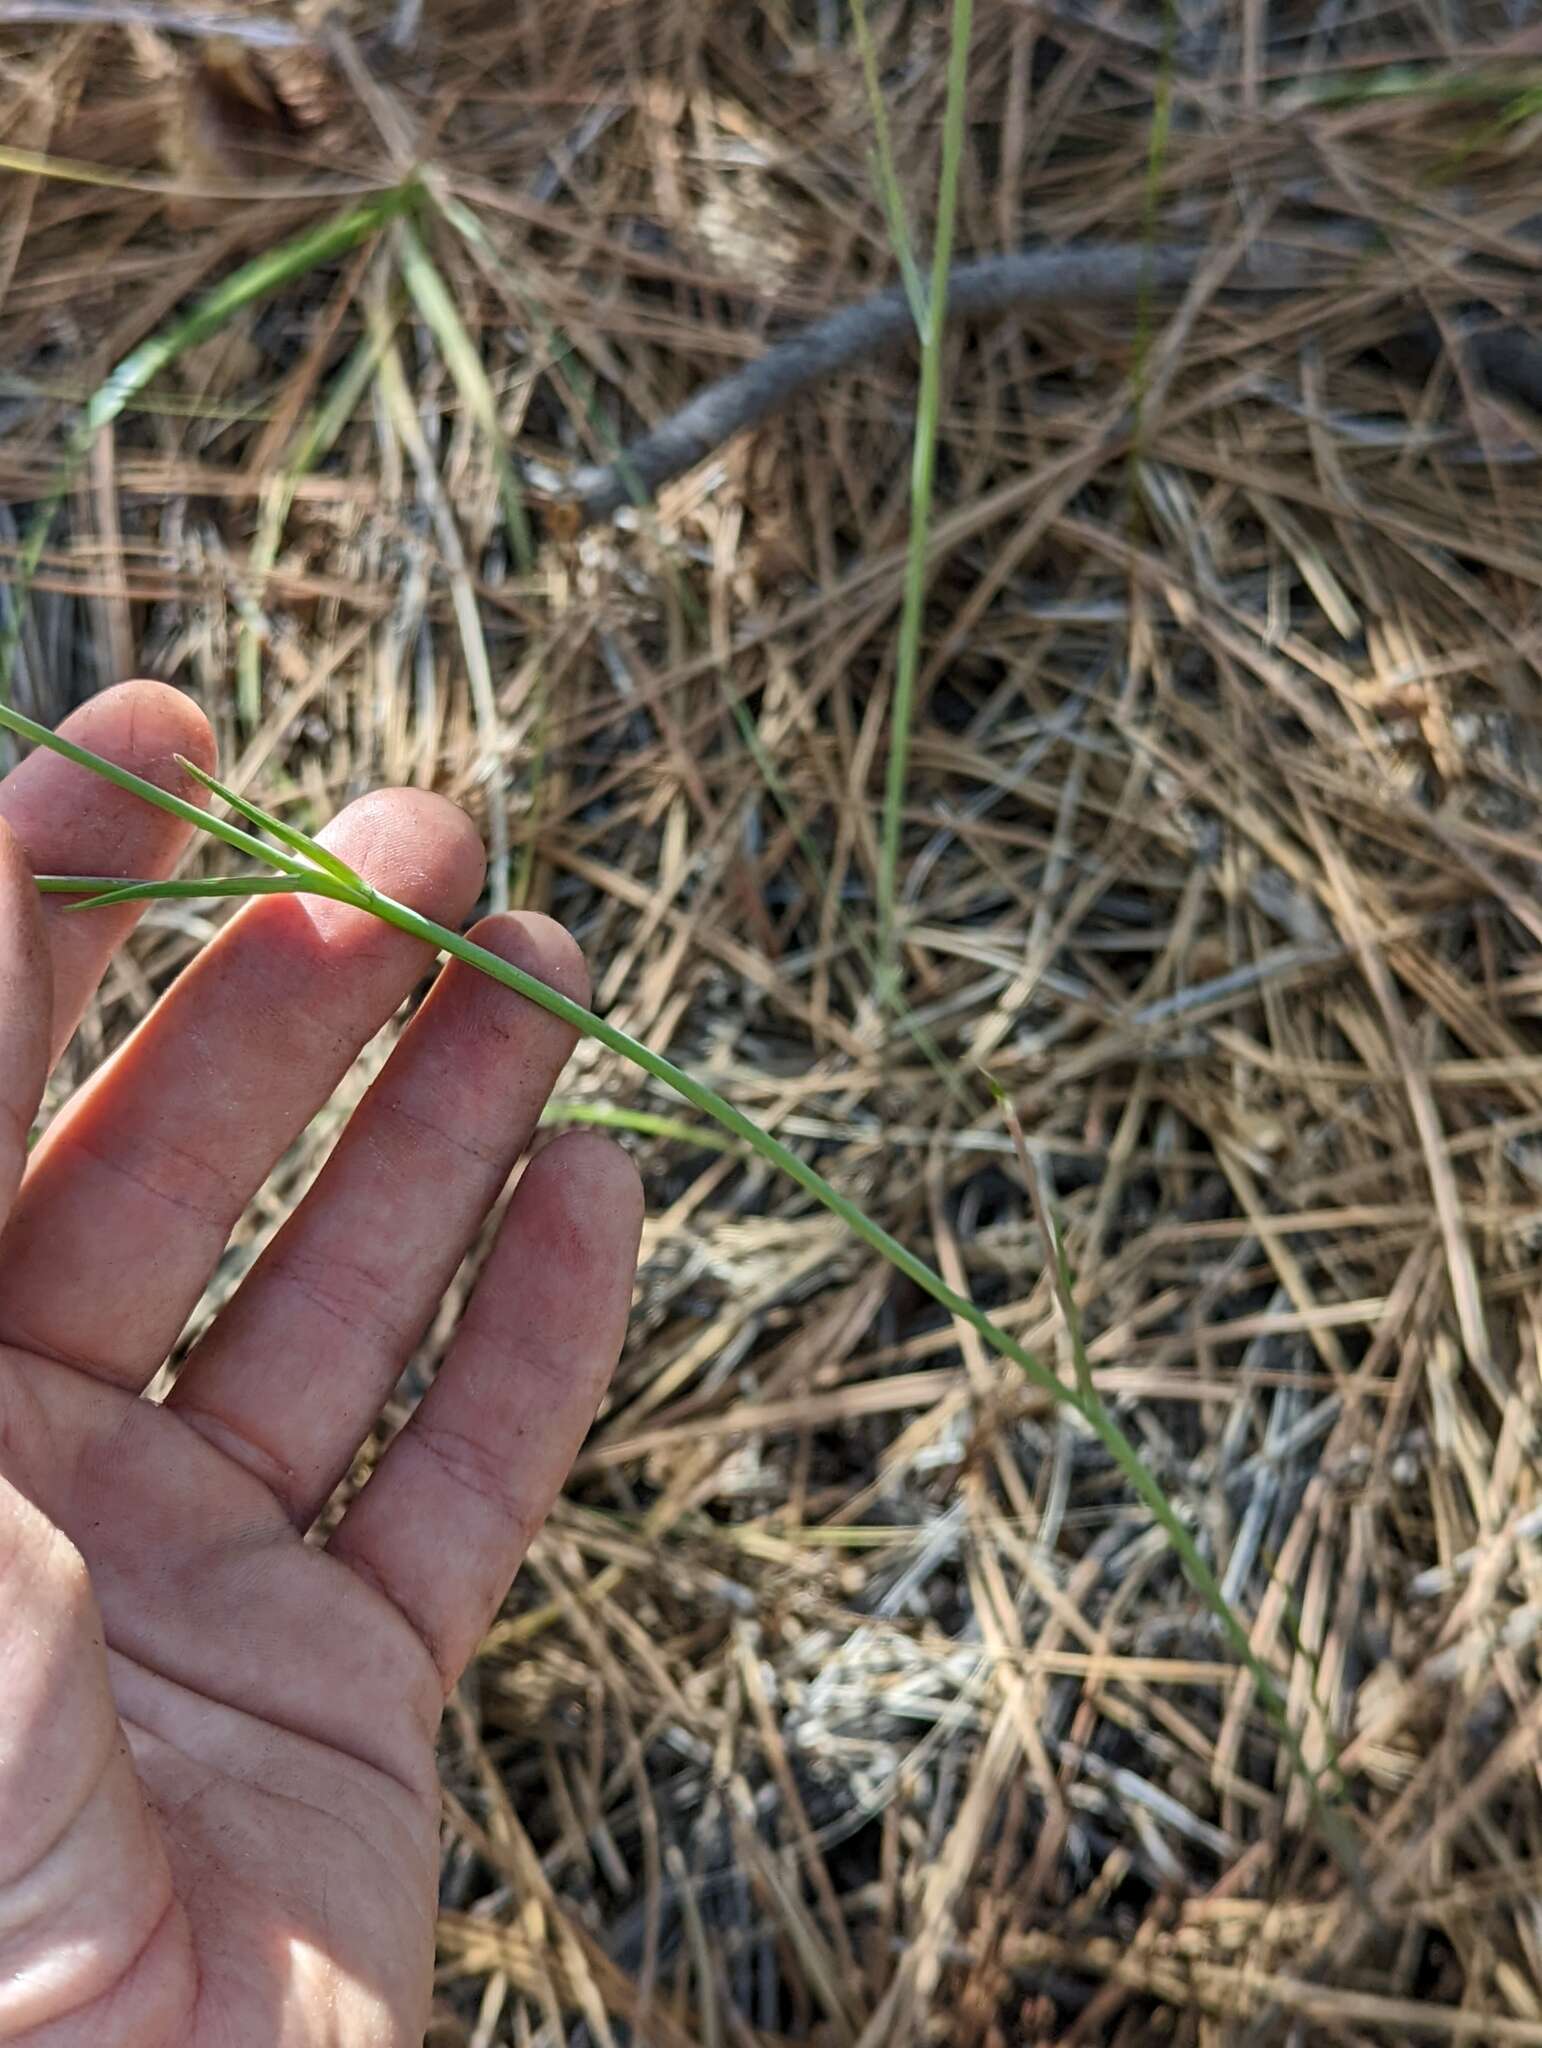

[38,874,324,911]
[874,0,976,1000]
[539,1100,744,1151]
[394,214,534,572]
[174,755,363,887]
[0,701,310,873]
[11,697,1360,1883]
[848,0,926,334]
[0,187,415,707]
[79,193,412,443]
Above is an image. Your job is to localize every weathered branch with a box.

[560,232,1542,528]
[563,240,1325,526]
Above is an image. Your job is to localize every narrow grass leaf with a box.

[53,875,325,911]
[848,0,927,334]
[395,214,534,572]
[0,701,308,873]
[875,0,975,1001]
[1,186,414,705]
[174,754,364,886]
[81,194,413,443]
[540,1101,744,1151]
[16,699,1366,1883]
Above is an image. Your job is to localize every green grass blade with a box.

[539,1100,744,1151]
[174,755,363,886]
[37,873,316,903]
[848,0,927,334]
[0,187,415,709]
[394,214,534,573]
[55,875,326,911]
[238,318,397,728]
[13,698,1364,1883]
[874,0,975,1003]
[82,194,412,443]
[0,701,310,874]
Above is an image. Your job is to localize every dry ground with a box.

[7,1,1542,2042]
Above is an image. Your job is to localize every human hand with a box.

[0,682,643,2046]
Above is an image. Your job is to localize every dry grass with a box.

[8,0,1542,2041]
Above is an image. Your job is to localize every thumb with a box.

[0,816,49,1224]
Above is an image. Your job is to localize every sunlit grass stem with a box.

[0,688,1352,1875]
[874,0,976,1005]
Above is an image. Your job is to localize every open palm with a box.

[0,683,642,2047]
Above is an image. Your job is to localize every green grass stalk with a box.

[0,690,1363,1882]
[873,0,975,1005]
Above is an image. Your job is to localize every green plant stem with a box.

[874,0,975,1004]
[394,214,534,571]
[61,841,1309,1752]
[237,318,396,729]
[539,1100,744,1151]
[847,0,926,331]
[69,848,1309,1761]
[0,703,311,874]
[6,688,1359,1880]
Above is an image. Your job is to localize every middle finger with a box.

[166,911,587,1526]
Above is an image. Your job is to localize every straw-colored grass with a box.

[7,2,1542,2041]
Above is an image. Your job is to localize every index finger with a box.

[0,680,215,1065]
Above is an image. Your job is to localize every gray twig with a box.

[0,1,309,42]
[563,240,1328,526]
[561,233,1542,527]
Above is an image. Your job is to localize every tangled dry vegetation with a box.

[8,0,1542,2040]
